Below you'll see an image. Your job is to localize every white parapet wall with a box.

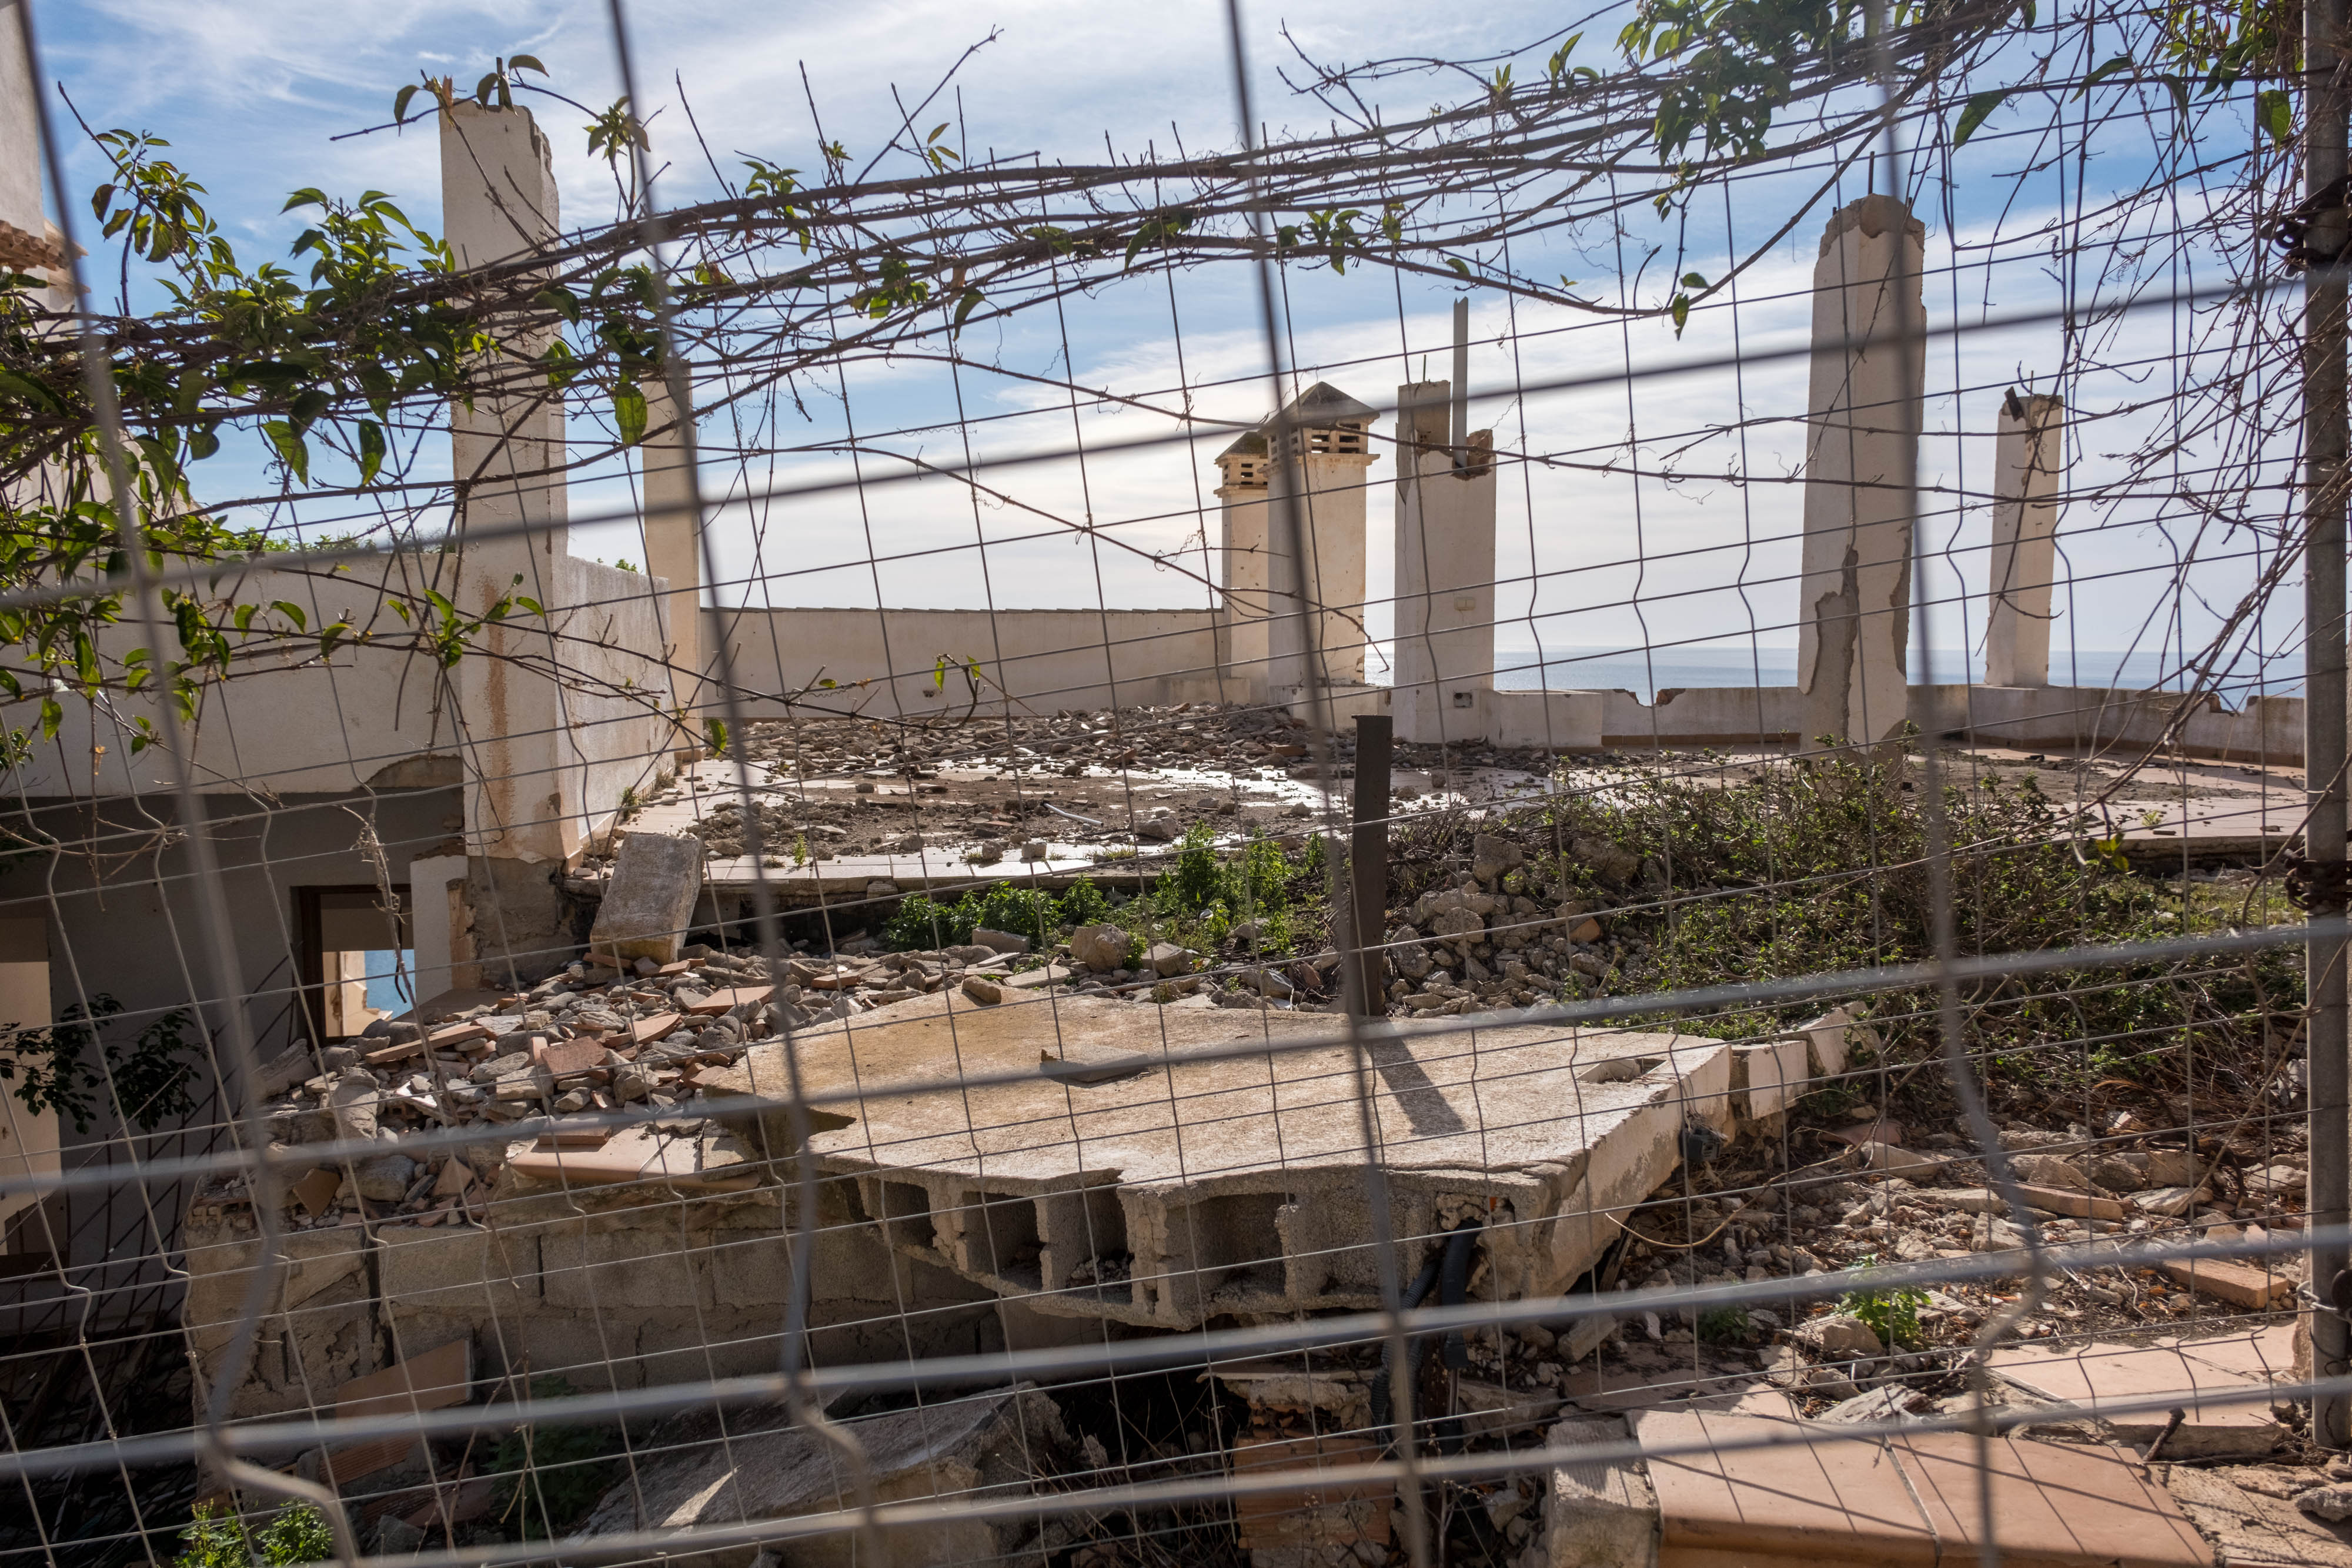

[706,605,1229,718]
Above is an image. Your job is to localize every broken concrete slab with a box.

[1636,1409,2209,1566]
[566,1385,1079,1568]
[1987,1339,2287,1459]
[589,831,704,966]
[753,992,1736,1329]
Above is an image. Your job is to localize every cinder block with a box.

[375,1221,540,1316]
[541,1222,716,1312]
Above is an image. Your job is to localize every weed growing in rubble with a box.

[883,878,1114,950]
[173,1500,331,1568]
[1696,1305,1753,1343]
[1838,1259,1929,1349]
[1143,824,1314,954]
[489,1376,622,1540]
[1448,749,2304,1113]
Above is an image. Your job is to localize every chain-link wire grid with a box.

[1,0,2346,1564]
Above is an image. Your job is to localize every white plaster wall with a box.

[0,2,42,239]
[10,553,463,797]
[707,606,1224,718]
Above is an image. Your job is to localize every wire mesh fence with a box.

[2,0,2350,1563]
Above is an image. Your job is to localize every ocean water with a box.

[1479,644,2305,704]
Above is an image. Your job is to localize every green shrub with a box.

[880,878,1115,951]
[174,1500,333,1568]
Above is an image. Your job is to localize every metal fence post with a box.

[1349,713,1394,1017]
[2306,0,2351,1451]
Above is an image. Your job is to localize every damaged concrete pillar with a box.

[1984,389,2064,689]
[1392,380,1497,744]
[439,103,579,978]
[1215,432,1274,700]
[1796,194,1925,749]
[639,376,705,733]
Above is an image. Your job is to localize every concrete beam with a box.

[1797,195,1925,748]
[1985,390,2065,688]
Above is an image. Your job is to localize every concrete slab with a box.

[1987,1339,2286,1459]
[1636,1410,2209,1567]
[727,994,1723,1328]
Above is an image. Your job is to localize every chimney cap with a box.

[1279,380,1377,427]
[1217,429,1269,460]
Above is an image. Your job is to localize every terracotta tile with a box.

[540,1038,605,1077]
[1891,1430,2210,1567]
[507,1124,664,1186]
[1641,1412,2209,1568]
[1638,1409,1937,1565]
[629,1011,683,1045]
[289,1165,341,1218]
[336,1338,472,1422]
[2169,1323,2299,1385]
[686,984,773,1017]
[1986,1340,2276,1432]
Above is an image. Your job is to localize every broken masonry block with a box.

[589,832,704,967]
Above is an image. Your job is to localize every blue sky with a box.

[22,0,2307,694]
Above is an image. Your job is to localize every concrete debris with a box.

[569,1385,1082,1567]
[589,831,705,965]
[1792,1314,1883,1359]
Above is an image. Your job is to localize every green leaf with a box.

[39,697,61,742]
[272,600,308,631]
[613,382,649,447]
[233,604,258,633]
[512,596,544,616]
[1445,256,1472,279]
[1671,292,1691,335]
[2259,88,2293,146]
[2076,55,2134,95]
[507,54,547,75]
[951,287,984,333]
[282,188,328,213]
[393,84,420,125]
[1681,271,1708,289]
[261,420,309,484]
[319,621,350,658]
[1953,89,2008,147]
[186,426,219,461]
[704,717,730,755]
[356,420,386,486]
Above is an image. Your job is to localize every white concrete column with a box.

[640,377,704,719]
[1215,433,1272,699]
[1796,193,1925,748]
[1392,380,1497,744]
[439,103,574,868]
[1984,389,2064,688]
